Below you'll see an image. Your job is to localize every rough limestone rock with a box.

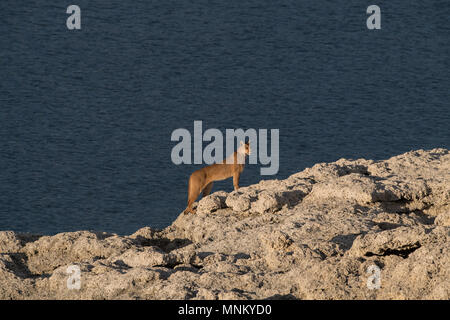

[0,148,448,299]
[435,211,450,227]
[197,191,228,215]
[0,232,23,254]
[347,227,425,257]
[22,231,134,275]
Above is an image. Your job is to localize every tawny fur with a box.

[183,142,251,214]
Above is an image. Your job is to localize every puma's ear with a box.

[240,141,244,146]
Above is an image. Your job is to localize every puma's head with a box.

[239,141,251,155]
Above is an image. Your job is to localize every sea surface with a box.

[1,1,449,235]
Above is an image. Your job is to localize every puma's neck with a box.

[224,146,246,165]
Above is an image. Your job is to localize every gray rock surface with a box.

[0,148,448,299]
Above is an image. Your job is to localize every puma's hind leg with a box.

[184,174,202,214]
[183,181,213,214]
[202,182,214,197]
[184,190,200,214]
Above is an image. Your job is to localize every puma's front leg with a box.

[233,172,240,191]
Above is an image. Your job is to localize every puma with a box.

[183,141,251,214]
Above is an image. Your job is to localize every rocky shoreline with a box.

[1,149,449,299]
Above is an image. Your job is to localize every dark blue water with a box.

[1,1,449,235]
